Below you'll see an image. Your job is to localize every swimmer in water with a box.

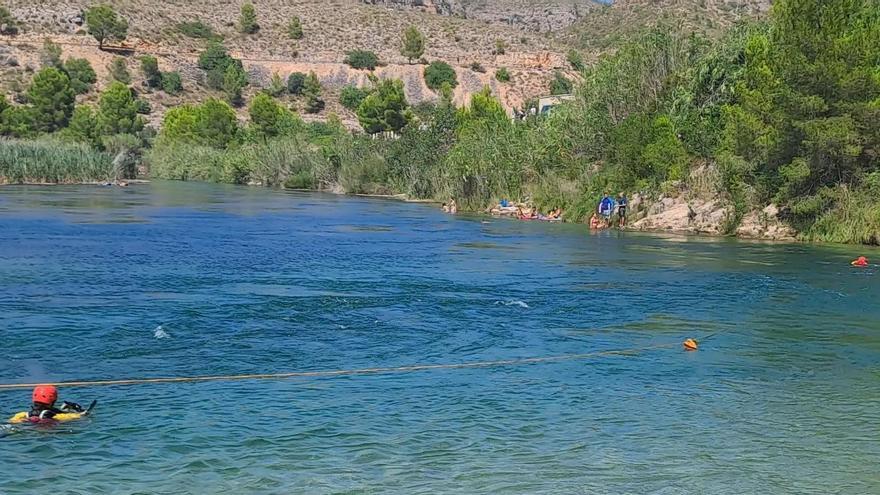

[25,385,84,422]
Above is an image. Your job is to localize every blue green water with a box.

[1,182,878,494]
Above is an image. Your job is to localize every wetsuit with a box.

[28,402,82,421]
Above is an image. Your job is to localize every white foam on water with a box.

[153,325,171,339]
[496,300,529,309]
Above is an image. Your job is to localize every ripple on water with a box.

[0,185,879,494]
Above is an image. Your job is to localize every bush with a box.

[303,72,324,113]
[140,55,161,88]
[340,85,371,111]
[135,98,151,115]
[40,40,63,69]
[424,61,457,91]
[470,62,486,73]
[178,20,218,39]
[549,71,572,95]
[161,71,183,94]
[239,3,259,34]
[0,6,19,35]
[493,39,507,55]
[107,57,131,84]
[223,62,248,106]
[63,58,97,94]
[495,67,511,82]
[567,49,585,71]
[287,72,306,95]
[267,72,285,97]
[288,16,303,40]
[344,50,379,70]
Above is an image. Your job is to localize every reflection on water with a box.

[0,182,879,494]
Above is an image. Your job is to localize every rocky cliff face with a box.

[365,0,602,31]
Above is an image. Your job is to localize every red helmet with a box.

[33,385,58,406]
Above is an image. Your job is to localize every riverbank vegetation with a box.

[1,0,877,244]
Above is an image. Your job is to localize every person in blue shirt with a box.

[598,193,615,226]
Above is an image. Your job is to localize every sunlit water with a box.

[1,182,878,494]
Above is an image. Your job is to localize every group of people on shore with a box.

[589,192,628,230]
[489,200,564,222]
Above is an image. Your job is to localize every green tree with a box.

[303,71,324,113]
[222,62,248,106]
[356,79,410,134]
[108,57,131,84]
[267,72,286,97]
[401,26,426,64]
[59,105,100,147]
[85,5,129,50]
[194,99,238,148]
[424,61,457,91]
[239,3,259,34]
[40,40,63,69]
[28,67,75,132]
[63,58,97,95]
[549,71,573,95]
[248,92,302,139]
[96,81,143,136]
[287,72,306,95]
[140,55,162,88]
[344,50,379,70]
[198,42,238,91]
[161,71,183,94]
[288,16,304,40]
[340,85,371,111]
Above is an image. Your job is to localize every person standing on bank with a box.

[617,193,628,228]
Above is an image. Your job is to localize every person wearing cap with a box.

[27,385,83,422]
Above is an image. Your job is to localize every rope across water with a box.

[0,342,684,391]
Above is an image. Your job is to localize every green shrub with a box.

[470,62,486,73]
[178,20,218,39]
[161,71,183,94]
[287,72,306,95]
[267,72,286,97]
[424,61,457,91]
[344,50,379,70]
[0,6,20,35]
[495,67,511,82]
[63,58,97,94]
[493,39,507,55]
[356,79,410,134]
[107,57,131,84]
[140,55,161,88]
[239,3,259,34]
[287,16,303,40]
[549,71,572,95]
[567,49,585,71]
[135,98,151,114]
[40,40,63,69]
[400,26,425,64]
[303,72,324,113]
[339,85,370,111]
[96,81,144,136]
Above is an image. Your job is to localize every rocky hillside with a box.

[0,0,770,129]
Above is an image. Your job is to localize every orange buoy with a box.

[852,256,869,267]
[683,338,698,351]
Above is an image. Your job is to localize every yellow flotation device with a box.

[8,411,89,424]
[8,401,96,424]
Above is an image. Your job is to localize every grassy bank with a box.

[0,139,114,185]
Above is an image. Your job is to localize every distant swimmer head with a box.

[32,385,58,407]
[852,256,869,267]
[683,339,698,351]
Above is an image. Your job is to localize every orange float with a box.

[683,338,698,351]
[852,256,869,267]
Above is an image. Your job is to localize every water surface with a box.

[1,182,878,494]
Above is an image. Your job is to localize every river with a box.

[1,182,878,494]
